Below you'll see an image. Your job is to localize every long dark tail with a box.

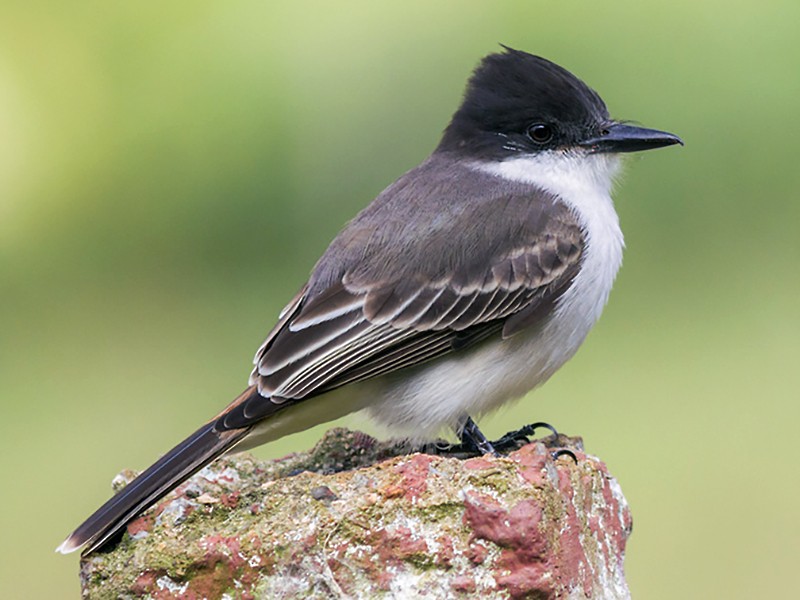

[57,390,256,555]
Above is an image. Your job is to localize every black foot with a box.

[419,416,499,457]
[426,418,559,457]
[491,421,559,452]
[457,416,498,456]
[494,422,578,463]
[420,418,578,462]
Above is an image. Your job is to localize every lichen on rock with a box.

[79,428,632,599]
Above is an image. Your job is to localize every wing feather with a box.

[390,287,447,329]
[259,309,364,375]
[278,326,413,398]
[321,332,459,389]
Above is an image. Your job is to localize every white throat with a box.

[473,150,622,222]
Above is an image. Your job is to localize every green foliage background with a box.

[2,1,798,597]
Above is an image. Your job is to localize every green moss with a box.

[408,501,466,524]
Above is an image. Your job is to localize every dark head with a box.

[437,47,681,160]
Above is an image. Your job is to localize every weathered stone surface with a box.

[79,428,632,599]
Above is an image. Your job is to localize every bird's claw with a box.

[491,421,559,452]
[551,448,578,464]
[429,419,577,461]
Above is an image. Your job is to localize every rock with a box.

[78,428,632,599]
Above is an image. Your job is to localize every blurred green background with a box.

[2,0,798,597]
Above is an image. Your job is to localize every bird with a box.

[57,46,681,555]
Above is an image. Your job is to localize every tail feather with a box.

[56,420,250,555]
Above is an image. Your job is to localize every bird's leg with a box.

[454,415,499,456]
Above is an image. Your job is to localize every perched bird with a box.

[58,47,681,555]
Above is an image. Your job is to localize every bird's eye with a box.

[526,123,553,144]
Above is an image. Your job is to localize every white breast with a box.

[362,151,625,438]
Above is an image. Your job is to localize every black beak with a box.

[580,122,683,154]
